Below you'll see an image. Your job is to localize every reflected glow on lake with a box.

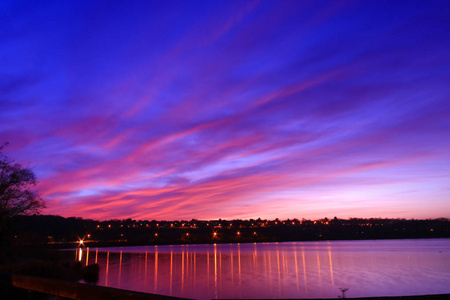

[77,239,450,299]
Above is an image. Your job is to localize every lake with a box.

[76,239,450,299]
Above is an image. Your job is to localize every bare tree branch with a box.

[0,143,45,219]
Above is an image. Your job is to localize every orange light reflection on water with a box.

[302,247,307,292]
[144,251,148,283]
[328,246,334,286]
[86,240,450,299]
[105,251,109,286]
[316,252,321,288]
[169,250,173,296]
[154,247,158,292]
[294,245,299,292]
[214,244,218,299]
[181,248,185,292]
[118,250,122,286]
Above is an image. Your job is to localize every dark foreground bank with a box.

[1,273,449,300]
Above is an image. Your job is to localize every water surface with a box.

[77,239,450,299]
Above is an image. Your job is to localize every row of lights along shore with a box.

[94,220,315,229]
[78,230,259,245]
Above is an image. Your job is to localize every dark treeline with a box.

[11,215,450,247]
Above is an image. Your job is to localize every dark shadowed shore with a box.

[11,215,450,248]
[223,295,450,300]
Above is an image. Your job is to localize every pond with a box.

[75,239,450,299]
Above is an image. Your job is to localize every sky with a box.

[1,0,449,221]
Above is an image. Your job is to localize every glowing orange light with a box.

[253,231,257,235]
[237,231,241,236]
[87,234,91,238]
[186,233,189,236]
[155,233,158,237]
[213,232,217,237]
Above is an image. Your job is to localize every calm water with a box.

[76,239,450,299]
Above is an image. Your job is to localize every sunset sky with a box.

[1,0,449,221]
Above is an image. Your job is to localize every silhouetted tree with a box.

[1,143,45,261]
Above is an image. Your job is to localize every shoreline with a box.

[43,237,450,251]
[38,236,450,250]
[290,295,450,300]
